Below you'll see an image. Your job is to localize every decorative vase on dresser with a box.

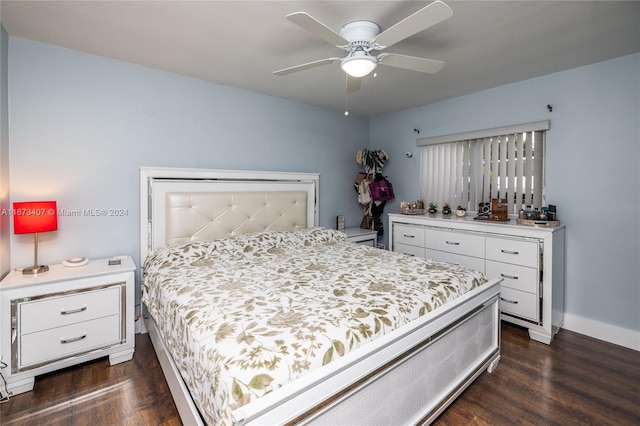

[0,257,136,396]
[389,213,565,345]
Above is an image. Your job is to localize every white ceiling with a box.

[2,1,639,117]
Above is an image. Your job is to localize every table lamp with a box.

[13,201,58,274]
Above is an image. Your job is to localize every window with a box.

[417,121,549,214]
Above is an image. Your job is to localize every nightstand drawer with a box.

[486,237,539,268]
[426,229,484,258]
[20,285,122,335]
[486,260,538,294]
[500,287,538,321]
[394,224,426,247]
[20,315,122,368]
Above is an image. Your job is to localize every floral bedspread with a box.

[142,227,487,425]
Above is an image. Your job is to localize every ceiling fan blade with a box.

[375,0,453,48]
[346,75,361,93]
[379,53,445,74]
[286,12,348,46]
[273,58,339,76]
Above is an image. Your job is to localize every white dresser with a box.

[389,214,565,344]
[0,257,136,396]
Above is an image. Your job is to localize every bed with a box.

[139,167,501,425]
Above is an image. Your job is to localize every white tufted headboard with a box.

[140,167,319,262]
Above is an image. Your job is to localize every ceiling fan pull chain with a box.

[344,75,349,116]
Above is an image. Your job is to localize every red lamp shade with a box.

[13,201,58,234]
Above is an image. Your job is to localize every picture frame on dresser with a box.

[389,213,565,344]
[0,257,136,396]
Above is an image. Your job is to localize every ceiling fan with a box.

[273,0,453,93]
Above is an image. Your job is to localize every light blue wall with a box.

[8,37,368,303]
[371,53,640,333]
[6,35,639,338]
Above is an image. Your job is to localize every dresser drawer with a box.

[500,287,538,321]
[20,315,122,368]
[486,237,539,268]
[486,260,538,294]
[426,249,485,273]
[393,224,425,247]
[426,229,485,258]
[20,285,122,335]
[394,242,426,258]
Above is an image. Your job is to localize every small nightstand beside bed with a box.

[0,257,136,395]
[139,167,502,425]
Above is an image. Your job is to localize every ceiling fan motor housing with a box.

[339,21,381,47]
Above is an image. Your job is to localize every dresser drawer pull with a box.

[403,234,415,238]
[60,334,87,344]
[500,249,519,255]
[445,241,460,246]
[61,306,87,315]
[500,297,518,304]
[500,273,519,280]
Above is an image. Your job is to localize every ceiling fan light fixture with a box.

[340,53,377,78]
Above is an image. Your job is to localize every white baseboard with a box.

[563,313,640,351]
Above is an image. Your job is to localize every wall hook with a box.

[547,104,553,112]
[413,128,420,134]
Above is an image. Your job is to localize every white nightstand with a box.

[343,227,378,247]
[0,257,136,396]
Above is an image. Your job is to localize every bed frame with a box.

[139,166,501,425]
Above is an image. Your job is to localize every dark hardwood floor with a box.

[2,322,639,425]
[1,333,180,426]
[434,323,640,426]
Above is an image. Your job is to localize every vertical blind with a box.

[418,121,549,214]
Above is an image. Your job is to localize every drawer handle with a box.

[500,249,519,255]
[403,234,415,238]
[61,334,87,344]
[500,297,519,304]
[500,273,519,280]
[61,306,87,315]
[445,241,460,246]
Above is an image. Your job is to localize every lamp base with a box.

[22,265,49,275]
